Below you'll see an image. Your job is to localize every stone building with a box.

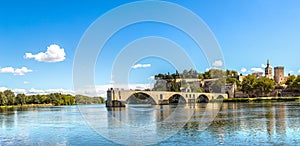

[252,72,263,78]
[274,66,284,84]
[265,59,273,79]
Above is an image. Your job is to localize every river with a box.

[1,102,300,145]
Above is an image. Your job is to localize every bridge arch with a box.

[168,94,186,104]
[217,95,224,99]
[126,92,157,105]
[197,94,209,103]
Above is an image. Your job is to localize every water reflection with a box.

[1,102,300,145]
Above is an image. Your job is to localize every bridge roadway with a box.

[106,88,228,107]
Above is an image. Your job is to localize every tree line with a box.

[154,69,239,92]
[154,69,238,80]
[0,90,105,106]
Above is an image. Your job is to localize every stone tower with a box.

[274,66,284,84]
[265,59,273,79]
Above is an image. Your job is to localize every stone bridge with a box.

[106,88,228,107]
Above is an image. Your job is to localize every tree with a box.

[15,94,26,105]
[198,73,204,80]
[226,77,241,90]
[190,84,199,92]
[285,75,296,87]
[212,78,225,93]
[49,93,62,106]
[204,69,225,79]
[0,92,8,106]
[241,75,257,97]
[226,70,238,77]
[291,75,300,92]
[4,90,15,105]
[256,77,275,96]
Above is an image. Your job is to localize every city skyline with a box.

[1,0,300,96]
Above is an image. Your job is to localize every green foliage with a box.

[0,89,104,106]
[75,95,104,104]
[198,73,204,80]
[256,77,275,95]
[190,84,199,92]
[154,69,198,80]
[0,92,8,106]
[241,75,257,96]
[212,78,225,93]
[15,94,26,105]
[226,70,238,76]
[226,77,241,90]
[285,75,296,86]
[4,90,15,105]
[241,75,275,97]
[204,69,226,79]
[226,77,237,84]
[154,84,167,91]
[284,75,300,92]
[291,75,300,91]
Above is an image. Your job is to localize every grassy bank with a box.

[211,97,300,102]
[0,104,54,109]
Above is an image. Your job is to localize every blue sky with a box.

[1,0,300,95]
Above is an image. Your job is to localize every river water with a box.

[1,102,300,145]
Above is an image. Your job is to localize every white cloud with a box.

[28,88,45,94]
[0,67,14,73]
[14,67,32,76]
[45,88,74,95]
[13,88,27,94]
[241,67,247,73]
[251,68,264,72]
[0,87,8,92]
[23,81,30,84]
[148,76,155,80]
[212,60,223,67]
[0,67,32,76]
[298,70,300,73]
[25,88,74,95]
[131,63,151,69]
[25,44,66,62]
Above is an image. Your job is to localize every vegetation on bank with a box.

[154,69,239,92]
[154,69,300,97]
[0,90,105,107]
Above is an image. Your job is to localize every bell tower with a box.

[265,59,273,79]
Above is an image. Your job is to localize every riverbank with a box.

[213,97,300,102]
[0,104,54,109]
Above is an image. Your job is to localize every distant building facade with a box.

[274,66,284,84]
[252,72,263,78]
[265,59,273,79]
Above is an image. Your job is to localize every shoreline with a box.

[214,97,300,102]
[0,104,54,109]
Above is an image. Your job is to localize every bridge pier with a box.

[106,100,126,107]
[106,88,126,107]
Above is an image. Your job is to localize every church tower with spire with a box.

[265,59,273,79]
